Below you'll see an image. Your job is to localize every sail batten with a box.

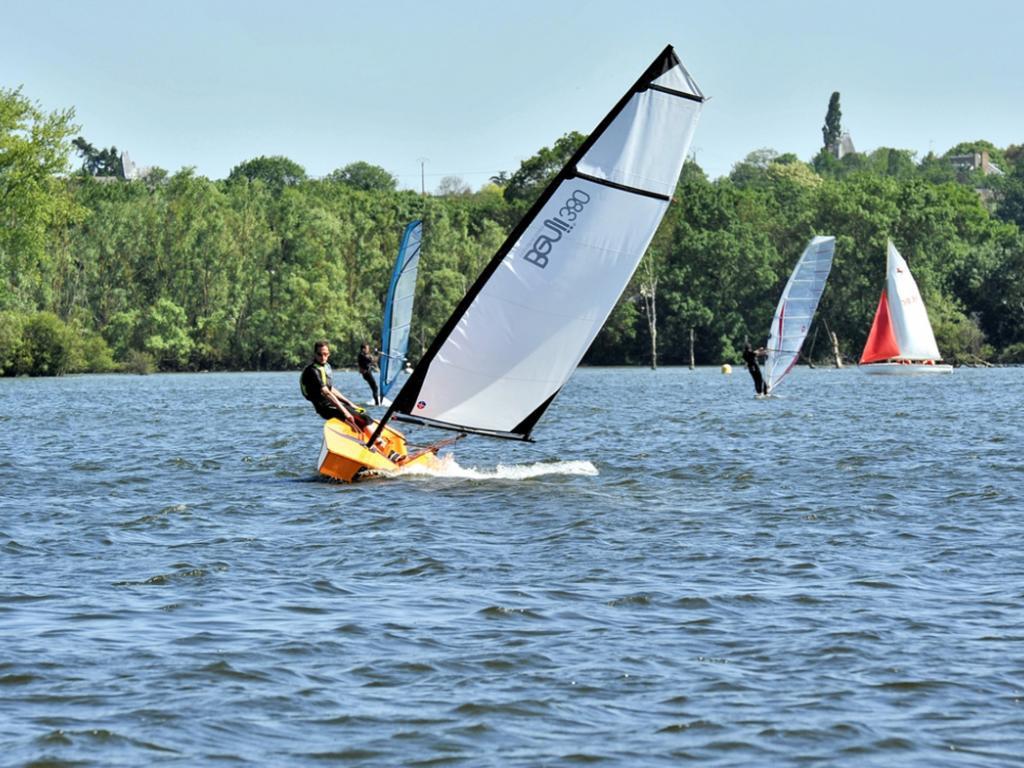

[647,84,704,101]
[573,172,672,200]
[382,45,704,441]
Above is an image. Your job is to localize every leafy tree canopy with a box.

[0,86,81,311]
[502,131,586,205]
[4,82,1024,375]
[436,175,471,196]
[227,155,306,190]
[1004,144,1024,173]
[326,161,397,192]
[72,136,123,177]
[822,91,842,149]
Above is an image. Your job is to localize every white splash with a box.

[383,453,599,481]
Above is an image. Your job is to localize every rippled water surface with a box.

[2,367,1023,766]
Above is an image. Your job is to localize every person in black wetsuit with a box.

[357,342,380,406]
[742,343,768,396]
[300,340,368,428]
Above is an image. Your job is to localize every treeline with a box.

[2,85,1024,376]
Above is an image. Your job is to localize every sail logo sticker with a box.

[416,400,427,410]
[522,189,591,269]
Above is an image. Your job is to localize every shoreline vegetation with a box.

[3,86,1024,378]
[25,358,1019,379]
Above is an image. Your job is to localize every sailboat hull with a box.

[860,362,953,375]
[317,418,444,482]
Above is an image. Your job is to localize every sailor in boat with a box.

[742,343,769,396]
[357,342,381,406]
[300,340,370,431]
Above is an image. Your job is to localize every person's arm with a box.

[318,384,353,419]
[330,387,360,412]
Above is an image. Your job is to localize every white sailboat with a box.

[317,45,705,481]
[859,240,953,374]
[377,220,422,406]
[763,235,835,394]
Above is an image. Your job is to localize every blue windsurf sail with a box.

[378,220,423,402]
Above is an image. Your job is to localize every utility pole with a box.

[418,157,428,196]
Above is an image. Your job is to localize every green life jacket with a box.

[300,362,332,402]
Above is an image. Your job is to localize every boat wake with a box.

[386,454,599,482]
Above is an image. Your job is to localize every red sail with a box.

[860,290,900,363]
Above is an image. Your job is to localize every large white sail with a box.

[385,46,704,439]
[886,241,942,361]
[379,220,422,401]
[764,235,835,392]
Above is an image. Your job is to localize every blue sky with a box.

[4,0,1022,189]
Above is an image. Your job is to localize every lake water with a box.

[2,366,1022,766]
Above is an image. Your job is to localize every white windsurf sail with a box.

[373,45,704,441]
[763,235,835,392]
[884,240,941,361]
[379,220,423,401]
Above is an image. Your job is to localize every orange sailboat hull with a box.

[317,418,446,483]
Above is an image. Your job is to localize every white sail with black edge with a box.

[381,46,704,441]
[379,220,422,402]
[764,235,835,393]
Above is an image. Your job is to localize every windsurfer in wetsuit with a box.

[300,340,368,429]
[742,343,768,396]
[357,342,380,406]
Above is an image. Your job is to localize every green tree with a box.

[21,311,74,375]
[997,162,1024,229]
[159,170,234,367]
[872,147,917,179]
[227,155,306,191]
[72,136,123,177]
[489,171,510,187]
[729,148,780,189]
[221,179,280,368]
[8,95,1022,374]
[822,92,841,150]
[917,151,956,184]
[326,161,398,192]
[0,87,81,311]
[0,310,29,374]
[436,175,471,196]
[503,131,586,205]
[657,170,781,364]
[586,298,642,364]
[139,298,194,369]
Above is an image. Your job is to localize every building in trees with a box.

[833,132,856,159]
[120,151,152,181]
[947,150,1004,176]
